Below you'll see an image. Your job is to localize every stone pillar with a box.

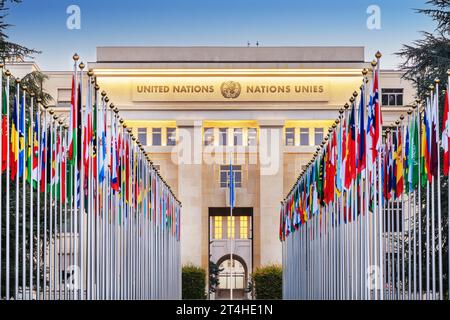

[176,120,203,266]
[258,120,284,265]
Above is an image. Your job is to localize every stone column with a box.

[258,120,284,265]
[175,120,203,266]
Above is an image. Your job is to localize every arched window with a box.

[218,258,246,290]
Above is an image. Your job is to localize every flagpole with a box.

[434,79,443,300]
[0,63,3,299]
[29,93,35,299]
[414,103,422,300]
[5,69,11,300]
[428,88,436,300]
[447,70,450,301]
[229,152,234,301]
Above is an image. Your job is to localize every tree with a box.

[0,0,53,299]
[396,0,450,99]
[0,0,40,63]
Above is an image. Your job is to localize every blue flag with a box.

[229,162,235,209]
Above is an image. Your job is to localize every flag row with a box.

[0,54,182,300]
[281,51,450,300]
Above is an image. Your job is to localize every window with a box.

[233,128,243,146]
[300,128,309,146]
[204,128,214,146]
[239,216,249,239]
[137,128,147,146]
[220,165,242,188]
[152,128,161,146]
[166,127,176,146]
[219,128,228,146]
[382,88,404,106]
[247,128,257,146]
[285,127,295,146]
[314,128,324,145]
[227,216,235,239]
[214,216,223,239]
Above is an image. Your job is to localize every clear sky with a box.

[5,0,436,70]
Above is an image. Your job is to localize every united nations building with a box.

[8,46,413,299]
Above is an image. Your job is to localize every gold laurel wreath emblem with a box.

[220,81,241,99]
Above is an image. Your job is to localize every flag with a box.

[18,98,25,178]
[68,75,75,161]
[395,129,403,197]
[40,119,46,192]
[345,103,356,189]
[10,97,19,180]
[430,91,439,177]
[1,86,7,172]
[443,90,450,176]
[409,115,419,190]
[229,161,235,209]
[26,113,39,188]
[358,87,366,174]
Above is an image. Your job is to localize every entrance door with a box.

[209,207,253,300]
[217,258,246,299]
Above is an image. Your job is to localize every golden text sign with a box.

[132,77,330,102]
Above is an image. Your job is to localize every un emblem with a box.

[221,81,241,99]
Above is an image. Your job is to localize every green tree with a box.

[1,0,54,299]
[396,0,450,99]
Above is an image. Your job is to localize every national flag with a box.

[395,129,403,197]
[443,90,450,176]
[229,161,235,209]
[1,86,7,172]
[430,91,439,177]
[10,97,19,180]
[18,98,25,178]
[344,103,356,189]
[358,87,366,174]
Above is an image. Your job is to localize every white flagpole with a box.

[447,70,450,301]
[415,104,422,300]
[36,100,42,300]
[5,70,11,300]
[14,79,20,299]
[21,84,27,299]
[29,94,34,299]
[42,106,48,300]
[434,79,443,300]
[0,63,3,299]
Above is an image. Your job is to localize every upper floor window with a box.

[382,88,403,106]
[247,128,257,146]
[220,165,242,188]
[137,128,147,146]
[239,216,249,239]
[314,128,324,145]
[167,127,176,146]
[285,127,295,146]
[300,128,309,146]
[219,128,228,146]
[204,128,214,146]
[152,128,162,146]
[227,216,235,239]
[213,216,223,239]
[233,128,243,146]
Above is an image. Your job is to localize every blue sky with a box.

[5,0,436,70]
